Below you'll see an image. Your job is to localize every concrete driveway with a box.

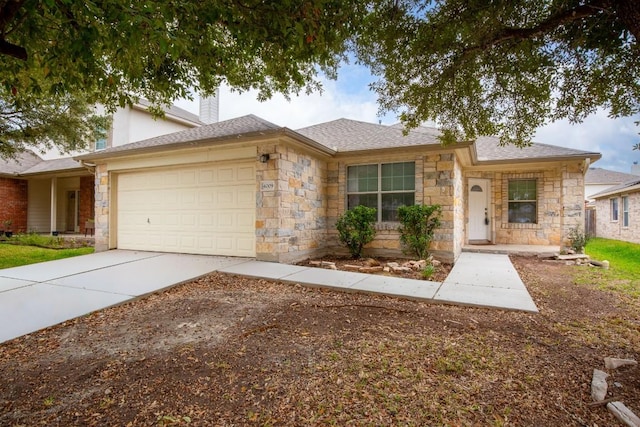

[0,251,249,343]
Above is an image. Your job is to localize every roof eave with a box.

[75,127,335,162]
[472,152,601,166]
[592,183,640,199]
[334,141,472,157]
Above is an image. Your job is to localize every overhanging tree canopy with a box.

[0,0,362,157]
[355,0,640,146]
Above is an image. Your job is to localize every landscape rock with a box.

[432,259,442,267]
[604,357,638,370]
[359,266,383,273]
[392,266,412,273]
[607,401,640,427]
[363,258,380,267]
[343,264,362,271]
[309,260,322,266]
[386,262,399,268]
[383,266,390,273]
[320,261,336,268]
[591,369,609,402]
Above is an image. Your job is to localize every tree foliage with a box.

[355,0,640,146]
[0,0,363,157]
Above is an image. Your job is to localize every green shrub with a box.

[567,226,589,253]
[421,264,436,280]
[336,205,377,258]
[398,204,442,259]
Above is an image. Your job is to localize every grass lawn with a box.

[580,237,640,297]
[0,244,94,269]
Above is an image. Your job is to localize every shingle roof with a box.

[473,136,600,162]
[295,119,441,151]
[591,177,640,198]
[77,114,282,160]
[585,167,639,185]
[0,151,43,175]
[19,157,85,175]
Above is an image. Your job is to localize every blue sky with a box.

[176,64,640,174]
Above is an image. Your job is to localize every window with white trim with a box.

[611,198,619,221]
[347,162,415,222]
[508,179,537,224]
[622,196,629,227]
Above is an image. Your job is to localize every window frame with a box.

[346,161,416,222]
[610,198,619,221]
[507,179,538,224]
[622,196,629,227]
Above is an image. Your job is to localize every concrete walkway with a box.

[0,250,537,344]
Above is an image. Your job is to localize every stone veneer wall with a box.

[465,164,584,246]
[595,190,640,244]
[325,151,457,263]
[94,164,109,251]
[0,177,27,233]
[255,143,328,263]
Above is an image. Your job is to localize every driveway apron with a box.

[0,251,248,343]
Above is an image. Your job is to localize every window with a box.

[611,198,619,221]
[347,162,415,221]
[95,126,107,150]
[622,196,629,227]
[508,180,537,223]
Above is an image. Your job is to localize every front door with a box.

[66,191,79,232]
[468,178,490,241]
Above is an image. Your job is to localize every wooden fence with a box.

[585,208,596,237]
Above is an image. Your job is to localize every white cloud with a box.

[176,66,640,174]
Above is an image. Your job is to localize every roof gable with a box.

[0,151,43,175]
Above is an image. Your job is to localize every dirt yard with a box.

[1,257,639,426]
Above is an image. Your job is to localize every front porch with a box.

[462,243,560,257]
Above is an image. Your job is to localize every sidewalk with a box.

[218,252,538,312]
[0,250,537,344]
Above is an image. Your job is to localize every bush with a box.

[335,205,377,258]
[567,226,589,253]
[398,204,442,259]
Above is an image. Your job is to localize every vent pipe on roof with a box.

[199,89,220,125]
[632,161,640,176]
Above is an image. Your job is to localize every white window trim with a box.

[346,162,416,222]
[610,197,619,222]
[622,195,629,227]
[507,179,538,224]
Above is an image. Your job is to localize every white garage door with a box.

[117,162,256,257]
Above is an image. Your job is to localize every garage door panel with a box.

[117,162,256,256]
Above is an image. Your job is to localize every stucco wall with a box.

[255,143,328,263]
[595,191,640,244]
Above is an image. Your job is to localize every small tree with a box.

[335,206,377,258]
[567,226,590,253]
[398,204,442,259]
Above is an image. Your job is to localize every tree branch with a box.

[464,0,611,54]
[0,38,25,59]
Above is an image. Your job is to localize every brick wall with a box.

[79,176,94,230]
[595,191,640,244]
[255,143,328,263]
[0,177,27,233]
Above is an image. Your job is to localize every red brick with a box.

[0,177,27,233]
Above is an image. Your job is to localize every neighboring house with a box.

[0,98,212,234]
[77,115,601,263]
[591,178,640,244]
[584,167,639,204]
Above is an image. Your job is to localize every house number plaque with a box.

[260,181,276,191]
